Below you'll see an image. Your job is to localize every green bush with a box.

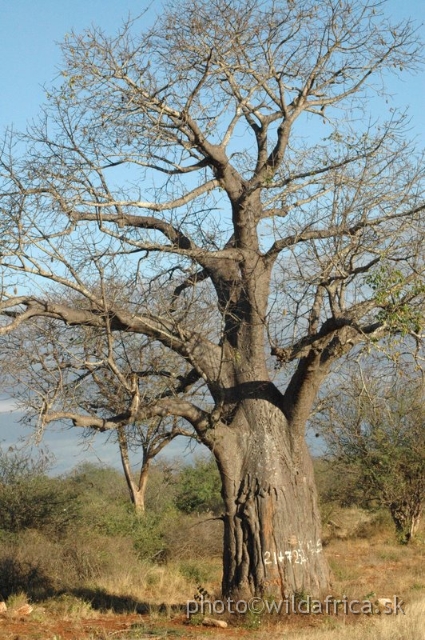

[0,451,224,601]
[174,457,222,515]
[0,445,79,535]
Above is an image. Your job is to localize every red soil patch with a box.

[0,609,364,639]
[0,612,141,640]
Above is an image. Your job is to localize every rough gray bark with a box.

[216,401,329,597]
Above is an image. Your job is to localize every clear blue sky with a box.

[0,0,424,473]
[1,0,424,133]
[0,0,157,131]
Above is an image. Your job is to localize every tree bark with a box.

[213,399,329,598]
[133,460,150,516]
[118,426,148,515]
[390,500,422,545]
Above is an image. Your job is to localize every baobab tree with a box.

[1,0,424,597]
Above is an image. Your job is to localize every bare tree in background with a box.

[0,308,196,515]
[313,367,425,544]
[1,0,425,597]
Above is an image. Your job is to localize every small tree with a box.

[0,314,196,514]
[315,371,425,544]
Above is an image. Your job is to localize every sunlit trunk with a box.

[391,500,422,544]
[215,400,330,598]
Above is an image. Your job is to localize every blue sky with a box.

[1,0,424,133]
[0,0,424,473]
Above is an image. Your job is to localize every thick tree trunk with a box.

[215,400,330,599]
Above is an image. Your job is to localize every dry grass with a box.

[1,511,424,639]
[231,597,425,640]
[91,523,425,610]
[94,562,196,606]
[93,520,425,639]
[326,530,425,601]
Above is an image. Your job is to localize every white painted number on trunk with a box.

[263,540,322,566]
[306,539,323,555]
[293,549,307,564]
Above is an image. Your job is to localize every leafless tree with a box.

[1,0,424,597]
[0,299,196,515]
[312,366,425,544]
